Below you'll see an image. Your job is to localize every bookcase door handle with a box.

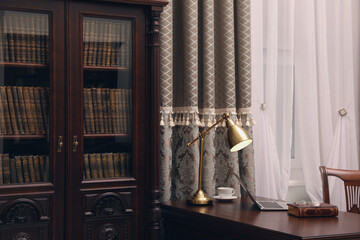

[73,135,79,152]
[57,136,63,152]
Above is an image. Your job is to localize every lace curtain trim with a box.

[160,106,255,127]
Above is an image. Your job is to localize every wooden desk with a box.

[161,197,360,240]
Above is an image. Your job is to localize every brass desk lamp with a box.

[186,113,252,205]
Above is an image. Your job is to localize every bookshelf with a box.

[0,0,167,240]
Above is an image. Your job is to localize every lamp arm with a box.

[187,113,229,147]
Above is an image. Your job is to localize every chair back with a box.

[319,166,360,214]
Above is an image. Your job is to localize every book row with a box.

[83,88,131,134]
[83,152,132,180]
[0,153,49,185]
[83,18,131,67]
[1,12,49,64]
[0,86,49,135]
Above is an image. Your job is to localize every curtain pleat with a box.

[160,0,254,202]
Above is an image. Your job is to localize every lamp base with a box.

[186,189,213,205]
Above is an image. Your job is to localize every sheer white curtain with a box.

[252,0,294,200]
[252,0,359,210]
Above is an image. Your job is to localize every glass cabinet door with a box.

[0,10,50,185]
[82,17,133,180]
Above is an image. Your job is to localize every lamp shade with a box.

[226,118,252,152]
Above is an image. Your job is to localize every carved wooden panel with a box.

[83,191,134,240]
[0,196,51,240]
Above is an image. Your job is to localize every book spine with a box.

[6,86,19,134]
[39,88,49,133]
[86,89,95,134]
[34,87,45,134]
[83,89,90,134]
[2,16,9,62]
[15,156,24,183]
[88,20,95,66]
[11,86,25,134]
[126,153,132,176]
[84,154,91,179]
[20,15,29,63]
[43,155,49,182]
[0,87,11,134]
[35,15,41,63]
[83,20,89,66]
[91,88,99,133]
[8,15,16,62]
[110,23,119,66]
[125,89,131,134]
[105,88,112,133]
[0,154,3,184]
[33,155,41,182]
[0,87,7,134]
[113,153,121,177]
[39,155,45,181]
[9,157,17,183]
[23,87,35,134]
[21,155,30,183]
[108,153,115,178]
[95,153,104,178]
[29,16,36,63]
[3,154,11,184]
[13,14,21,63]
[40,16,46,64]
[105,23,112,67]
[94,20,101,66]
[116,89,123,133]
[29,87,40,134]
[101,153,109,178]
[120,153,126,177]
[96,88,105,134]
[28,155,36,182]
[110,89,118,133]
[101,88,109,133]
[17,86,29,134]
[89,153,98,179]
[98,21,105,66]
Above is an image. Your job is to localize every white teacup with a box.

[217,187,235,199]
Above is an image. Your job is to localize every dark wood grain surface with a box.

[162,196,360,240]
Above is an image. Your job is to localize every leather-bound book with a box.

[101,153,109,178]
[28,87,40,134]
[6,86,19,134]
[89,154,98,179]
[11,86,25,134]
[15,155,24,183]
[287,203,338,217]
[107,153,115,178]
[0,87,11,134]
[21,155,31,183]
[9,157,17,183]
[113,153,121,177]
[39,155,45,181]
[33,155,41,182]
[17,86,29,134]
[83,154,91,179]
[23,87,35,134]
[28,155,36,182]
[34,87,45,134]
[0,88,7,134]
[95,153,104,178]
[2,154,11,184]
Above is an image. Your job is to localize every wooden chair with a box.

[319,166,360,214]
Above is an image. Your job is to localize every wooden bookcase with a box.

[0,0,167,239]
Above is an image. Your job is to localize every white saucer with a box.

[213,195,237,201]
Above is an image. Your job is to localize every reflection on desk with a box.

[161,196,360,240]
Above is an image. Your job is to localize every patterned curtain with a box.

[159,0,254,202]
